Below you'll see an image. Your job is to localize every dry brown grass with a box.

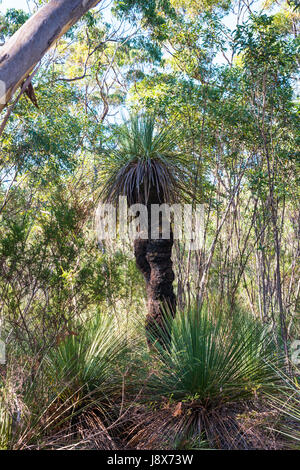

[122,400,288,450]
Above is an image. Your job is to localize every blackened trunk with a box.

[133,193,176,348]
[145,235,176,347]
[134,238,150,283]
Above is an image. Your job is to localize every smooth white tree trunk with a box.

[0,0,101,111]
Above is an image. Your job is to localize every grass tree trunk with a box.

[145,236,176,347]
[134,192,176,348]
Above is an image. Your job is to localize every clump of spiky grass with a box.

[1,313,134,449]
[149,307,283,403]
[129,306,285,449]
[45,313,131,415]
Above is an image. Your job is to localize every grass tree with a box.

[100,114,187,347]
[131,306,284,449]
